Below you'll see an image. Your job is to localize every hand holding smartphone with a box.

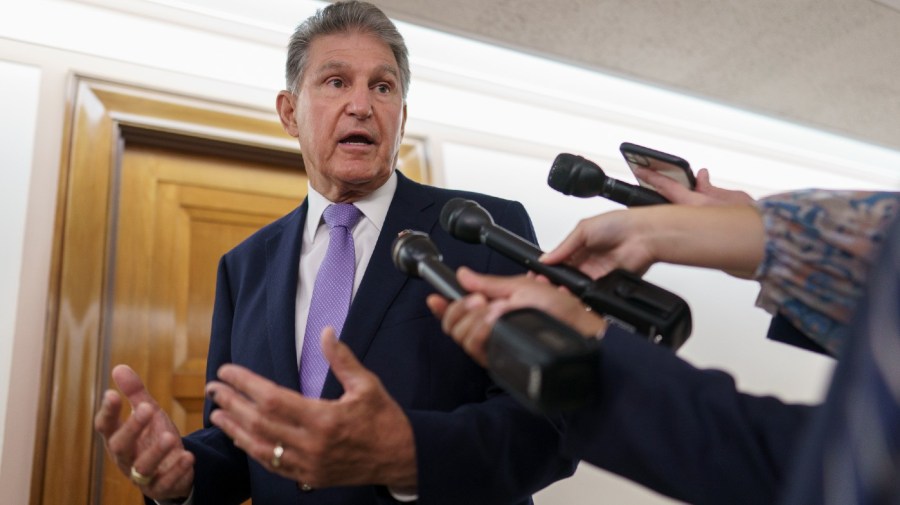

[620,142,696,190]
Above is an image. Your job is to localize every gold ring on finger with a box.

[130,466,153,486]
[271,442,285,468]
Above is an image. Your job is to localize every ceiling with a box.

[369,0,900,153]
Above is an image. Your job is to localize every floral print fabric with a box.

[753,189,900,356]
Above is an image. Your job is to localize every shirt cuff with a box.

[154,487,194,505]
[388,487,418,502]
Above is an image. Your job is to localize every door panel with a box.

[100,145,306,504]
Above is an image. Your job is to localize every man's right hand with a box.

[94,364,194,500]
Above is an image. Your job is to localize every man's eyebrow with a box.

[375,63,399,80]
[312,60,399,79]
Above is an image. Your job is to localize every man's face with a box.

[277,31,407,202]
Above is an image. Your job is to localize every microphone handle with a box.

[480,226,595,295]
[602,179,670,206]
[418,257,468,300]
[581,269,693,350]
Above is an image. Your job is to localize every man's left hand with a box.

[206,328,417,493]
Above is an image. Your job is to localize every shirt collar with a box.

[305,171,398,239]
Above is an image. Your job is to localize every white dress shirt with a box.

[294,172,397,365]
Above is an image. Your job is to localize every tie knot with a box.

[323,203,362,230]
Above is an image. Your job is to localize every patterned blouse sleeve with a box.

[753,189,900,356]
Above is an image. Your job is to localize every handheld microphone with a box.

[548,153,669,206]
[391,229,601,413]
[440,199,692,350]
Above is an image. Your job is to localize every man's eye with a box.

[327,78,345,88]
[375,83,391,94]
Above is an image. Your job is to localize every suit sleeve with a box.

[564,326,816,505]
[409,199,578,505]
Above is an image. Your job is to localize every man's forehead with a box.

[308,32,397,65]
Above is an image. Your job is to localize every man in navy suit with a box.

[94,2,575,504]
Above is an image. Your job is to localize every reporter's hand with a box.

[427,292,493,367]
[427,269,608,366]
[544,205,766,280]
[634,166,754,206]
[94,365,194,500]
[541,209,658,279]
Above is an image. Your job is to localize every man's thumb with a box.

[110,364,158,410]
[320,327,369,391]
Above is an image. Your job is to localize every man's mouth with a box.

[339,133,375,145]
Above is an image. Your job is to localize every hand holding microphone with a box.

[549,150,753,207]
[440,199,692,350]
[392,230,601,413]
[548,153,669,206]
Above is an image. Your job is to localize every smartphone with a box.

[619,142,696,190]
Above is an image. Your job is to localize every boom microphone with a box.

[391,229,601,413]
[440,198,692,349]
[548,153,669,206]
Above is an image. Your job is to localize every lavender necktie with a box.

[299,203,362,398]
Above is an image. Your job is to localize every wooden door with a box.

[100,144,306,504]
[33,79,428,505]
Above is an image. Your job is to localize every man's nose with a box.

[345,87,373,119]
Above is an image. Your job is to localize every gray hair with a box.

[285,1,410,99]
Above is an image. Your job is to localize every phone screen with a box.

[620,143,696,190]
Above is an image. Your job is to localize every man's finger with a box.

[130,431,176,487]
[212,367,326,444]
[105,402,155,463]
[147,450,194,499]
[111,364,159,410]
[95,390,124,437]
[215,364,309,415]
[320,327,372,392]
[208,408,292,473]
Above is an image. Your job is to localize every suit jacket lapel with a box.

[265,201,308,390]
[320,172,438,398]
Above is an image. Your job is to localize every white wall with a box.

[2,1,900,503]
[0,59,42,480]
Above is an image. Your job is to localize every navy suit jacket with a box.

[181,172,576,504]
[562,327,816,505]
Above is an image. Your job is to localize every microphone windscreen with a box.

[439,198,491,243]
[548,153,607,198]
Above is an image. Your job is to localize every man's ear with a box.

[400,103,407,139]
[276,90,300,137]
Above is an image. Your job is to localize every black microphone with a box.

[440,199,692,350]
[391,229,601,413]
[439,198,595,295]
[392,229,467,300]
[548,153,669,206]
